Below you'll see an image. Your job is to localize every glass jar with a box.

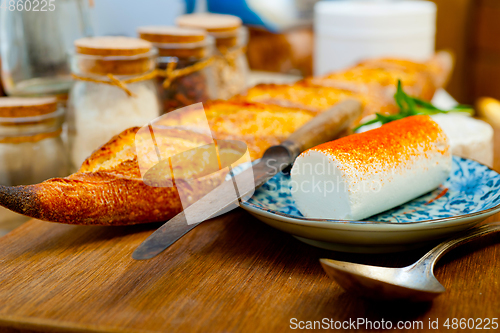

[68,37,160,171]
[0,96,67,232]
[0,0,93,97]
[177,13,249,100]
[138,26,217,113]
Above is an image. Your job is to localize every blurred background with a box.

[0,0,498,104]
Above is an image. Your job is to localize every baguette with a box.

[0,127,230,225]
[238,82,397,121]
[308,51,453,102]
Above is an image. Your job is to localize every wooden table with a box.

[0,133,499,333]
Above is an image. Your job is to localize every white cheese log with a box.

[290,115,452,220]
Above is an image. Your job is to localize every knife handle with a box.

[281,99,362,159]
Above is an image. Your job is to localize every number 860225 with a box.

[1,0,56,11]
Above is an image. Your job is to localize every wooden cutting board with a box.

[0,207,499,333]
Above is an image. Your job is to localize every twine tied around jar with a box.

[156,57,215,89]
[71,72,158,97]
[71,46,247,96]
[156,46,247,89]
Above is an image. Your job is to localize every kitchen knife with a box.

[132,99,362,260]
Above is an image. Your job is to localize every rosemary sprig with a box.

[353,80,474,131]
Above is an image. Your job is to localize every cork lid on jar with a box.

[138,26,207,44]
[176,13,242,34]
[138,26,210,59]
[75,37,153,56]
[74,36,156,76]
[0,97,58,118]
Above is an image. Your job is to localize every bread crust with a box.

[0,173,181,226]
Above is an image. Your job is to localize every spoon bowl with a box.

[321,222,500,302]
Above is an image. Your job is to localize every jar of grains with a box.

[0,97,67,231]
[68,37,160,171]
[177,13,249,100]
[138,26,217,113]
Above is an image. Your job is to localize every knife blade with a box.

[132,99,362,260]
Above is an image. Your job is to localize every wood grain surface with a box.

[0,133,499,333]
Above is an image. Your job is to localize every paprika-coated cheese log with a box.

[290,115,452,221]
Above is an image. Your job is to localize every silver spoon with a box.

[320,222,500,302]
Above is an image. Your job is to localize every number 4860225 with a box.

[443,318,499,330]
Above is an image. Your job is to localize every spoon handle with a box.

[416,222,500,270]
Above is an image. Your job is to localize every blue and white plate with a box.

[240,157,500,253]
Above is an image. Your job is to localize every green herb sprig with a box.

[353,80,474,131]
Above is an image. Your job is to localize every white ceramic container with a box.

[314,0,437,75]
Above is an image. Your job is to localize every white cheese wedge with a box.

[291,115,452,221]
[430,114,494,168]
